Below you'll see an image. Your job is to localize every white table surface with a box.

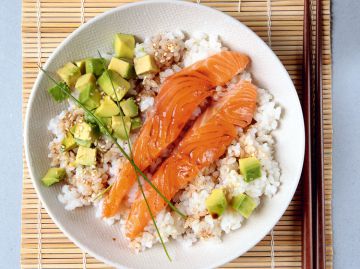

[0,0,359,268]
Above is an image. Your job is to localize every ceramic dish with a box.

[25,1,304,268]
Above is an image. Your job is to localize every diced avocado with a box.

[205,189,227,219]
[83,90,101,110]
[57,62,81,87]
[79,87,92,103]
[76,140,91,148]
[76,73,97,108]
[76,146,97,166]
[75,73,101,110]
[85,58,106,76]
[114,33,135,59]
[69,125,76,135]
[131,117,142,130]
[239,157,262,182]
[41,167,66,187]
[46,168,66,178]
[99,117,112,134]
[73,122,95,147]
[134,55,159,75]
[42,177,60,187]
[75,60,86,74]
[94,96,120,117]
[73,122,94,141]
[61,132,77,152]
[231,194,257,218]
[97,70,130,101]
[84,111,96,124]
[75,73,96,94]
[120,98,138,117]
[108,57,135,79]
[112,115,131,140]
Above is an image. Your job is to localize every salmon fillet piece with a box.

[102,51,250,218]
[125,81,258,238]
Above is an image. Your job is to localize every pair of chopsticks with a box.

[302,0,325,268]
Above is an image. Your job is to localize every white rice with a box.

[139,96,154,112]
[183,32,224,67]
[47,31,282,253]
[128,80,282,252]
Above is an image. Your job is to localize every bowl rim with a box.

[24,1,305,268]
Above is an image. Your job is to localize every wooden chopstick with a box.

[302,0,314,268]
[314,0,326,268]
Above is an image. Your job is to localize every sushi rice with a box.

[47,31,282,252]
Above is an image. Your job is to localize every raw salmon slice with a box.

[125,81,258,239]
[102,51,250,218]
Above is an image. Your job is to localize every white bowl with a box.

[25,1,305,268]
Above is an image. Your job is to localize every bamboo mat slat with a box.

[21,0,333,268]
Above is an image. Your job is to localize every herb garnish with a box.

[48,82,70,102]
[97,51,172,260]
[39,64,183,261]
[93,183,113,202]
[97,51,132,155]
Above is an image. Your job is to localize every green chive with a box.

[96,52,171,260]
[136,171,172,261]
[39,65,185,261]
[97,50,133,158]
[41,66,184,217]
[93,184,113,202]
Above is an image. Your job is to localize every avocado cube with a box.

[42,177,61,187]
[76,140,92,148]
[73,122,95,147]
[85,58,106,76]
[79,89,101,110]
[69,125,76,135]
[84,111,97,124]
[205,189,227,219]
[112,115,131,140]
[94,96,120,118]
[79,87,92,103]
[231,194,256,218]
[75,73,96,94]
[75,60,86,74]
[57,62,81,87]
[108,57,135,79]
[45,168,66,178]
[74,122,94,141]
[76,146,97,166]
[134,55,159,75]
[77,74,97,108]
[114,33,135,59]
[131,117,142,130]
[239,157,262,182]
[97,70,130,101]
[61,132,77,152]
[99,117,112,134]
[120,98,138,117]
[41,167,66,187]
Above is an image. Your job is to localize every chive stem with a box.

[97,51,133,158]
[39,65,184,261]
[96,53,171,260]
[93,183,113,202]
[40,67,185,218]
[136,172,172,261]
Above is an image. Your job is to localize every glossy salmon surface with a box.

[103,52,250,218]
[126,81,258,238]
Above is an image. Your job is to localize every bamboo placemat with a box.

[21,0,333,268]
